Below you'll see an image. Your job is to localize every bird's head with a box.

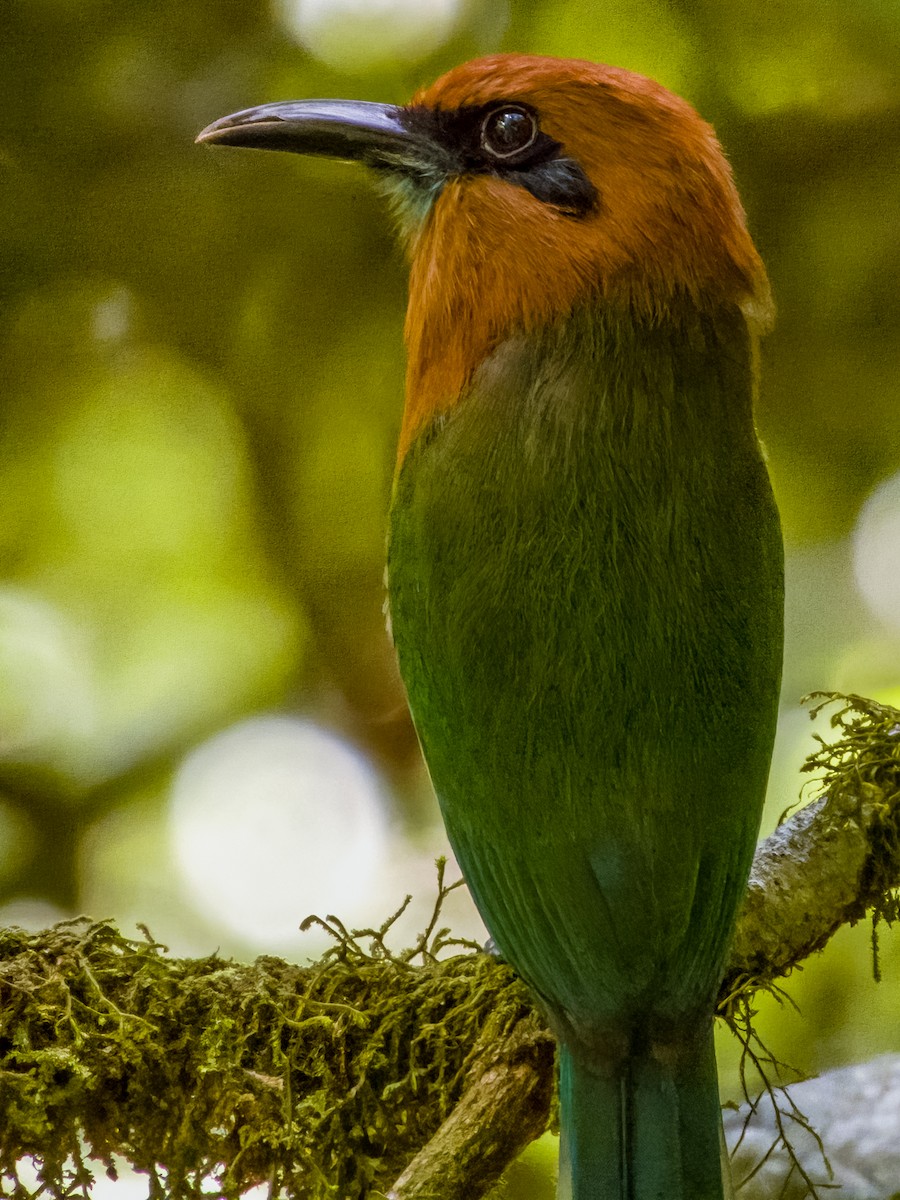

[199,54,771,459]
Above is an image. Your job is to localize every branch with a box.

[0,693,897,1200]
[721,691,900,1003]
[385,1013,554,1200]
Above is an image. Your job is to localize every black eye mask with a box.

[397,101,598,218]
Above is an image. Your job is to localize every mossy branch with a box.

[1,693,898,1200]
[721,691,900,1003]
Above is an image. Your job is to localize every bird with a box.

[198,54,784,1200]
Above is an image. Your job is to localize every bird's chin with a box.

[374,171,447,247]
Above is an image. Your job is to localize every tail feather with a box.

[558,1026,729,1200]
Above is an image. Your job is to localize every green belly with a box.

[387,309,783,1043]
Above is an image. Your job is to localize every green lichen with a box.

[802,691,900,931]
[0,863,535,1200]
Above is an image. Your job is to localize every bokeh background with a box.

[2,0,899,1194]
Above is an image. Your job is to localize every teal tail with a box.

[557,1028,731,1200]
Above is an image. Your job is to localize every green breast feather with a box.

[387,303,783,1048]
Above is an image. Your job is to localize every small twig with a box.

[386,1016,555,1200]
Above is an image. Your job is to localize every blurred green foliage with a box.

[1,2,900,1193]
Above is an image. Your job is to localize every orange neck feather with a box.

[397,56,772,465]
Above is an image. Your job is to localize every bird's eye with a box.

[480,105,539,160]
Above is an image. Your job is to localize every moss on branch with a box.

[1,693,898,1200]
[0,876,542,1200]
[721,691,900,1005]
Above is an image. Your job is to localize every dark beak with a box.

[196,99,432,174]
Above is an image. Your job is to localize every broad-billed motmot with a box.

[199,54,784,1200]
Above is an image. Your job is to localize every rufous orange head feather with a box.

[399,55,771,459]
[198,53,772,461]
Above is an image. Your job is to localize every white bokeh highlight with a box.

[276,0,465,70]
[852,470,900,634]
[0,586,99,773]
[169,716,390,951]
